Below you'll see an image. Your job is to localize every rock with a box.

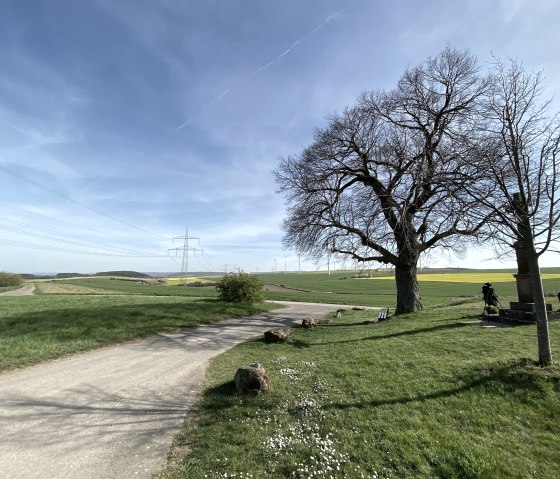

[302,318,317,329]
[234,363,270,395]
[264,328,293,343]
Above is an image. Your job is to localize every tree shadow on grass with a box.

[200,381,240,411]
[289,339,311,349]
[289,322,470,348]
[322,358,557,410]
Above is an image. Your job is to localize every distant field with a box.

[46,269,560,308]
[363,272,560,283]
[165,276,216,285]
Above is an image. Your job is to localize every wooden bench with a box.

[378,308,390,321]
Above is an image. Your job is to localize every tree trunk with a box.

[394,263,423,314]
[526,250,553,365]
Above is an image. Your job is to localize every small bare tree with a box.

[275,48,490,313]
[472,59,560,365]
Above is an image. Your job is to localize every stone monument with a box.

[499,228,560,322]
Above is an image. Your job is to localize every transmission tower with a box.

[168,228,203,277]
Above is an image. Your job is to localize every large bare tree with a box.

[275,48,490,313]
[471,59,560,364]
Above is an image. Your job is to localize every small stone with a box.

[302,318,317,329]
[264,328,293,343]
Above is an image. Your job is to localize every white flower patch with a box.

[207,473,255,478]
[300,360,317,369]
[263,433,294,455]
[273,355,289,364]
[292,393,321,416]
[279,368,301,381]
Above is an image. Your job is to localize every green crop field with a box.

[31,269,560,310]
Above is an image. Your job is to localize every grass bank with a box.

[0,295,276,372]
[158,300,560,479]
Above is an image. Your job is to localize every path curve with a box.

[0,301,374,479]
[0,283,35,296]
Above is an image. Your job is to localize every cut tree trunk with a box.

[395,263,423,314]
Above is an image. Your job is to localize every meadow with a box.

[3,269,560,478]
[157,301,560,479]
[35,268,560,309]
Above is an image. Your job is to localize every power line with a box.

[0,163,170,241]
[0,237,166,257]
[0,216,166,257]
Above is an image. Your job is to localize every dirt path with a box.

[0,283,36,296]
[0,301,372,479]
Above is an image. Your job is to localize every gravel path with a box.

[0,283,36,296]
[0,301,371,479]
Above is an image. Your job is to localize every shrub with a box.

[216,272,264,303]
[0,272,23,287]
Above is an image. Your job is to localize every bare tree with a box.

[275,48,490,313]
[472,59,560,364]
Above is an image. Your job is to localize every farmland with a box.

[25,268,560,309]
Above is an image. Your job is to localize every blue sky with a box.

[1,0,559,274]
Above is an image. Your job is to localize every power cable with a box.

[0,216,166,257]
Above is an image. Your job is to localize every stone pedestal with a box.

[500,305,560,323]
[498,262,560,323]
[513,273,533,303]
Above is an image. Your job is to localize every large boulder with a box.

[264,327,293,343]
[234,363,270,395]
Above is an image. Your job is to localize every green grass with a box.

[0,295,275,372]
[51,270,560,309]
[62,278,219,298]
[158,300,560,479]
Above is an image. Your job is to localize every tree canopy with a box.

[276,48,491,313]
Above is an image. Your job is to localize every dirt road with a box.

[0,301,367,479]
[0,283,35,296]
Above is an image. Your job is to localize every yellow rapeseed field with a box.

[364,272,560,283]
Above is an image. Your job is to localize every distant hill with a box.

[95,271,152,278]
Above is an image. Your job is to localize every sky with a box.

[1,0,560,274]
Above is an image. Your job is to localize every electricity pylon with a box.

[168,228,203,277]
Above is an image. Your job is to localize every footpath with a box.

[0,301,369,479]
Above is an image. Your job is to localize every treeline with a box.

[19,271,152,279]
[0,272,23,287]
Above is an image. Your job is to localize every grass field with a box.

[157,300,560,479]
[0,295,275,372]
[3,269,560,477]
[34,269,560,309]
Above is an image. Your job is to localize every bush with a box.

[0,272,23,287]
[216,272,264,303]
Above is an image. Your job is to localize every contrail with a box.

[76,3,352,193]
[173,3,352,133]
